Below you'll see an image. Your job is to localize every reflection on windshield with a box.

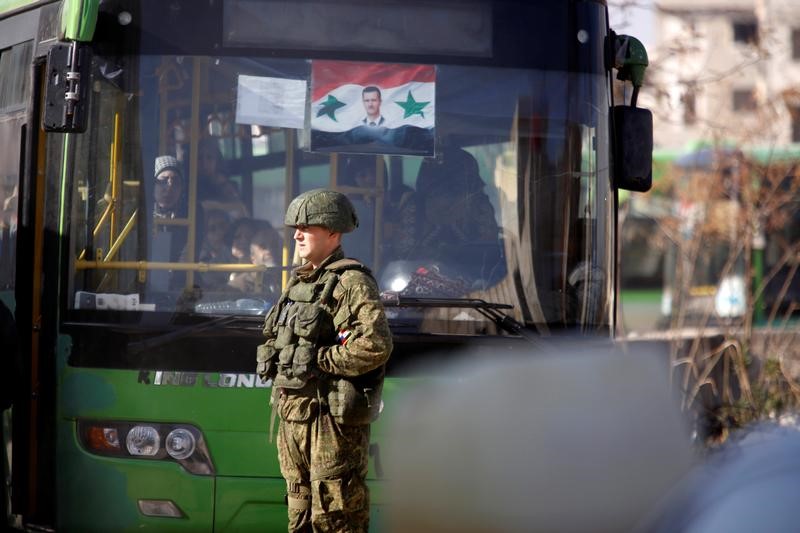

[68,55,611,333]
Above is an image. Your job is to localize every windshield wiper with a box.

[380,294,539,343]
[127,314,263,354]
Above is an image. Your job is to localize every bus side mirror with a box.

[612,105,652,192]
[43,42,92,133]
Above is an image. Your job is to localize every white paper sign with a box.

[235,75,307,130]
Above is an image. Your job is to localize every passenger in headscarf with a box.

[197,209,234,289]
[339,155,417,266]
[413,148,502,281]
[414,147,499,265]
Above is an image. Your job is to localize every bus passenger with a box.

[256,189,392,533]
[199,209,232,263]
[339,155,380,266]
[197,209,233,289]
[229,217,258,264]
[413,147,501,282]
[227,217,257,291]
[229,224,282,294]
[197,138,248,219]
[251,227,280,266]
[340,155,416,265]
[251,225,282,295]
[153,155,185,224]
[152,155,190,290]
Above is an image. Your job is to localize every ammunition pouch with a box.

[256,342,278,382]
[272,343,317,389]
[286,481,311,511]
[326,367,385,425]
[275,321,296,347]
[262,303,280,336]
[278,344,296,366]
[293,303,325,340]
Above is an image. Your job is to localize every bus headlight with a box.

[126,425,161,456]
[165,428,196,460]
[78,420,215,475]
[389,275,410,292]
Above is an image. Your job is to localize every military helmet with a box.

[284,189,359,233]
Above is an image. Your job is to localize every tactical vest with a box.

[257,259,385,425]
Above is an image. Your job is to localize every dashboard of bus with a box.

[60,0,614,369]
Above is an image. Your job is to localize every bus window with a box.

[63,0,615,350]
[66,53,612,333]
[0,115,21,290]
[0,40,33,291]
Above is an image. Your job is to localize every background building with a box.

[650,0,800,150]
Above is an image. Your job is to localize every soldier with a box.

[257,189,392,532]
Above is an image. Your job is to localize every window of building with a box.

[791,107,800,143]
[732,89,757,112]
[682,85,697,125]
[792,28,800,60]
[732,20,758,45]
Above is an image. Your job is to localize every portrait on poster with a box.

[310,60,436,156]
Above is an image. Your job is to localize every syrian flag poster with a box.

[310,60,436,156]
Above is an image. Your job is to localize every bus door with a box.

[1,2,63,526]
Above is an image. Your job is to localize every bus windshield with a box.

[65,0,612,349]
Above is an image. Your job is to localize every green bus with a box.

[619,147,800,332]
[1,0,652,529]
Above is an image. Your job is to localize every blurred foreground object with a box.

[383,341,693,532]
[645,421,800,533]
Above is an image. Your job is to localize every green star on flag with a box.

[317,94,346,122]
[395,91,430,119]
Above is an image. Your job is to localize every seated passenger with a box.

[153,155,186,225]
[339,155,416,265]
[197,209,234,289]
[250,226,282,271]
[197,137,249,219]
[227,218,276,292]
[151,155,189,290]
[413,147,501,282]
[229,217,258,264]
[229,224,282,294]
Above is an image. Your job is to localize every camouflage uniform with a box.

[258,190,392,533]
